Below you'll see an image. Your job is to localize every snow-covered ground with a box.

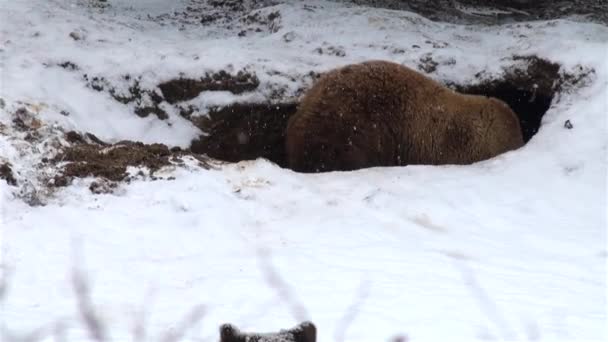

[1,0,607,341]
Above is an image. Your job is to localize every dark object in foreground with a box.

[286,60,524,172]
[219,321,316,342]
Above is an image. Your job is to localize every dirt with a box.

[99,0,284,34]
[238,9,282,37]
[0,162,17,186]
[158,70,260,104]
[134,106,169,120]
[347,0,608,25]
[313,44,347,57]
[73,68,262,122]
[418,54,439,73]
[51,131,213,187]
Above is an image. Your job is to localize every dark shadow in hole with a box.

[454,82,553,143]
[190,102,298,167]
[449,56,560,143]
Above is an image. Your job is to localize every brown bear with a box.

[219,321,316,342]
[285,60,524,172]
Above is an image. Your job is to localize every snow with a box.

[1,0,607,341]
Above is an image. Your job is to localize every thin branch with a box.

[453,259,516,340]
[333,278,370,342]
[71,265,107,342]
[0,257,12,301]
[132,288,156,342]
[71,241,107,342]
[257,249,310,322]
[158,304,206,342]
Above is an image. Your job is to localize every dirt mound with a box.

[52,132,213,187]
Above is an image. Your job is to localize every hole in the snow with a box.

[449,55,562,143]
[190,102,298,168]
[189,56,592,171]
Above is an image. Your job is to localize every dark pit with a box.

[450,55,562,143]
[190,102,298,168]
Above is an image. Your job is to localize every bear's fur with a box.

[219,321,316,342]
[285,60,524,172]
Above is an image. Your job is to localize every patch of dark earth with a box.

[78,0,607,27]
[77,68,262,121]
[51,131,215,189]
[158,70,260,103]
[346,0,608,25]
[80,0,283,35]
[0,162,17,186]
[54,60,317,128]
[158,0,283,35]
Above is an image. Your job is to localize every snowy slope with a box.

[1,0,607,341]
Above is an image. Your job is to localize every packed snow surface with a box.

[1,0,607,341]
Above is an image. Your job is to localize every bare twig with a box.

[53,321,68,342]
[257,250,310,322]
[71,240,107,342]
[333,278,370,342]
[72,266,107,342]
[389,335,409,342]
[0,259,13,341]
[132,288,156,342]
[0,255,12,301]
[453,259,516,340]
[522,318,540,341]
[158,304,206,342]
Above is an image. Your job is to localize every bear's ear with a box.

[219,323,244,342]
[292,321,316,342]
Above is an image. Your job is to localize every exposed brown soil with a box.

[134,106,169,120]
[158,70,260,104]
[52,131,213,187]
[238,9,282,37]
[0,162,17,186]
[78,69,261,122]
[190,102,298,167]
[348,0,608,25]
